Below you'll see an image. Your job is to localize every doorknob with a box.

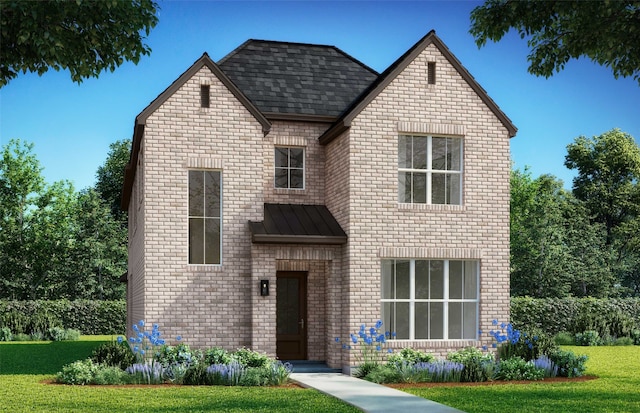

[299,319,305,329]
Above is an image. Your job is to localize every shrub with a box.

[549,349,588,378]
[204,346,232,365]
[631,329,640,345]
[155,343,200,368]
[553,331,575,345]
[364,365,402,384]
[612,337,634,346]
[575,330,601,346]
[91,341,137,370]
[387,348,435,366]
[265,361,293,386]
[489,321,558,361]
[232,348,270,368]
[354,361,379,379]
[92,366,129,385]
[494,357,544,381]
[511,297,640,337]
[13,333,30,341]
[55,359,99,385]
[0,327,12,341]
[239,368,271,386]
[182,363,211,385]
[47,326,67,341]
[447,347,495,382]
[64,328,81,341]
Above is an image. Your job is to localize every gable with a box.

[121,53,271,210]
[319,31,517,144]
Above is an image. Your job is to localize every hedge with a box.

[0,300,125,335]
[511,297,640,338]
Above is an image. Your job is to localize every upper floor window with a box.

[188,170,221,264]
[398,135,462,205]
[275,147,304,189]
[381,259,478,340]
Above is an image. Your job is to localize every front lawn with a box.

[402,346,640,413]
[0,338,359,413]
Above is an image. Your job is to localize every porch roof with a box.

[249,203,347,245]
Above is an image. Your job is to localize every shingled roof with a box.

[218,40,378,119]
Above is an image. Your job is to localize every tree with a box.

[565,129,640,245]
[470,1,640,85]
[0,0,159,87]
[565,129,640,296]
[0,139,77,299]
[95,139,131,223]
[510,169,572,297]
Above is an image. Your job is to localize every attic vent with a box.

[200,85,210,108]
[428,62,436,85]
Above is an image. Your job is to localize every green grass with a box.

[0,338,359,413]
[403,346,640,413]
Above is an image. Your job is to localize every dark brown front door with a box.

[276,271,307,360]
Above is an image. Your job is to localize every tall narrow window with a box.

[428,62,436,85]
[188,170,221,264]
[200,85,210,108]
[274,147,304,189]
[381,259,478,340]
[398,135,462,205]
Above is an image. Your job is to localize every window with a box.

[200,85,210,108]
[428,62,436,85]
[188,170,221,264]
[381,259,478,340]
[274,147,304,189]
[398,135,462,205]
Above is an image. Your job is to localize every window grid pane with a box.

[274,147,305,189]
[381,259,478,340]
[188,170,221,265]
[398,135,462,205]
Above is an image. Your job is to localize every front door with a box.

[276,271,307,360]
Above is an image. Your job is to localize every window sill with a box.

[386,339,480,348]
[397,203,466,212]
[185,264,224,273]
[274,188,307,195]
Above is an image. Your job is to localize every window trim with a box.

[398,135,463,205]
[188,169,222,266]
[381,259,479,341]
[274,146,305,190]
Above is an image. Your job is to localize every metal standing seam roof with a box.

[249,204,347,244]
[218,40,379,118]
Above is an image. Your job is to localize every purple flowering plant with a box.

[335,320,393,368]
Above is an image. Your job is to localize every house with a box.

[121,30,516,370]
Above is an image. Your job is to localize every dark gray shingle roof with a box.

[218,40,378,118]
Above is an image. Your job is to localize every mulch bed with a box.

[385,375,598,389]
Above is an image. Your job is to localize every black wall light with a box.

[260,280,269,296]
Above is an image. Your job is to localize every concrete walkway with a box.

[291,372,465,413]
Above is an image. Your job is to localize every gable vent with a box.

[428,62,436,85]
[200,85,210,108]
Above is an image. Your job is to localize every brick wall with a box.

[333,42,511,365]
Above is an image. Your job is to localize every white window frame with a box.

[188,169,222,265]
[381,259,479,340]
[398,135,463,205]
[274,146,305,190]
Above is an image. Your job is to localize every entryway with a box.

[276,271,307,360]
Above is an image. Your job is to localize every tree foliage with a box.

[470,1,640,85]
[0,139,126,300]
[0,0,159,87]
[95,139,131,224]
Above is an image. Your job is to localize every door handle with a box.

[299,319,305,330]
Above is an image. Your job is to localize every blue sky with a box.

[1,0,639,191]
